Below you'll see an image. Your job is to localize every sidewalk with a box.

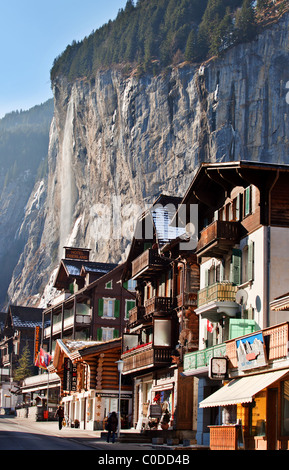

[12,417,156,450]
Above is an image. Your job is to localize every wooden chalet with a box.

[121,195,200,437]
[0,305,43,375]
[51,338,132,430]
[42,247,135,354]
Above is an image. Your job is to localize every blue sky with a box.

[0,0,127,118]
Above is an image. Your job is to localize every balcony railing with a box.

[177,292,198,308]
[128,305,145,326]
[226,322,289,369]
[183,343,227,372]
[44,312,92,338]
[131,249,171,279]
[144,296,174,316]
[198,282,237,307]
[121,342,173,374]
[196,220,241,258]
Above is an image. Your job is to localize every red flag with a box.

[207,320,214,333]
[35,348,52,369]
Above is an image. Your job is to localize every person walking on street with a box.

[106,411,118,443]
[55,405,64,430]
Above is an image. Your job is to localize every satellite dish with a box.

[235,289,248,305]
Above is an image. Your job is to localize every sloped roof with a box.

[54,259,118,289]
[8,305,43,328]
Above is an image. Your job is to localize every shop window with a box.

[281,381,289,436]
[249,391,266,436]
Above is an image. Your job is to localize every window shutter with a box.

[113,329,119,339]
[97,328,102,341]
[114,299,120,318]
[235,194,240,220]
[144,242,152,251]
[126,300,135,318]
[98,298,104,316]
[248,241,254,281]
[230,249,242,285]
[204,269,209,287]
[244,186,251,216]
[123,281,128,289]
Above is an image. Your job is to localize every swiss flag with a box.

[207,320,214,333]
[35,348,52,369]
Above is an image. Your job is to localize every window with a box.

[244,186,252,217]
[97,327,119,342]
[98,298,120,318]
[105,281,112,289]
[154,319,171,347]
[125,299,136,319]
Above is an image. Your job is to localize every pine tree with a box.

[13,343,33,382]
[184,27,198,62]
[235,0,257,43]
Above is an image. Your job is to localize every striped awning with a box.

[270,294,289,311]
[199,369,289,408]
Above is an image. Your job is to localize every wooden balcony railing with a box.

[128,305,145,326]
[198,282,237,307]
[177,292,198,308]
[144,296,174,316]
[209,425,242,450]
[196,220,241,258]
[226,322,289,369]
[121,342,173,374]
[131,249,170,279]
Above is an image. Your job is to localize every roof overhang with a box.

[199,368,289,408]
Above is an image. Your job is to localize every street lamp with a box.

[115,359,124,440]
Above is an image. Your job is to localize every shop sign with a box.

[149,404,162,418]
[34,326,41,365]
[63,358,77,392]
[236,332,267,371]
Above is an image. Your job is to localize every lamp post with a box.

[116,359,124,440]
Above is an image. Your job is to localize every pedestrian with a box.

[55,405,64,430]
[106,411,118,443]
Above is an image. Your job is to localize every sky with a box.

[0,0,127,119]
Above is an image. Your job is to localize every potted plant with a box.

[161,409,171,430]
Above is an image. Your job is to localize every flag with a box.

[35,348,52,369]
[207,320,214,333]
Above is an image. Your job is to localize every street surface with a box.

[0,416,94,450]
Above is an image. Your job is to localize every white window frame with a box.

[103,298,116,318]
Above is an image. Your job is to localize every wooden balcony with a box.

[177,292,198,308]
[196,220,241,258]
[131,249,171,279]
[128,305,145,327]
[144,296,174,317]
[198,282,237,308]
[226,322,289,369]
[121,342,173,374]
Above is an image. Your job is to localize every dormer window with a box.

[105,280,113,289]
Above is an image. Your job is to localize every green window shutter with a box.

[69,283,74,295]
[248,241,254,281]
[113,329,119,339]
[230,249,242,285]
[126,300,136,317]
[235,194,240,220]
[229,319,256,340]
[144,242,152,251]
[98,298,104,316]
[105,281,112,289]
[114,299,120,318]
[97,328,102,341]
[123,281,128,289]
[244,186,251,216]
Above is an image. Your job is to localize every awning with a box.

[199,369,289,408]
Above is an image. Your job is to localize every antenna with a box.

[235,289,248,305]
[235,289,248,320]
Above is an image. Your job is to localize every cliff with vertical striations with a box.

[6,11,289,307]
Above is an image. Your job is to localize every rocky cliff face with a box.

[7,12,289,307]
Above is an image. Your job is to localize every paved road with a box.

[0,416,95,450]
